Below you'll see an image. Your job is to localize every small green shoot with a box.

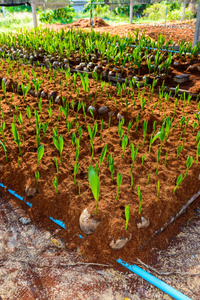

[116,173,122,200]
[37,144,44,166]
[35,171,39,185]
[88,166,100,215]
[125,205,130,230]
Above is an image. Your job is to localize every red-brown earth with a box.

[0,58,200,270]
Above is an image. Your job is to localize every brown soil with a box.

[43,18,109,30]
[91,21,195,45]
[0,59,200,271]
[43,20,195,44]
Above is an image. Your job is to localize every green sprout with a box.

[137,185,142,215]
[54,157,59,174]
[35,171,39,185]
[53,176,58,193]
[125,205,130,230]
[109,154,115,181]
[185,155,193,177]
[98,144,107,174]
[74,161,79,185]
[12,122,22,156]
[88,165,100,215]
[116,172,122,201]
[156,180,160,201]
[53,134,64,163]
[37,144,44,166]
[143,120,148,147]
[121,135,128,158]
[0,140,8,162]
[26,105,32,125]
[174,174,183,193]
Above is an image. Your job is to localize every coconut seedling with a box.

[137,185,142,215]
[177,139,185,158]
[54,157,59,174]
[98,144,107,174]
[184,155,193,177]
[116,172,122,201]
[108,117,111,134]
[75,138,80,162]
[67,119,73,134]
[174,174,183,193]
[88,165,100,215]
[196,131,200,145]
[0,140,8,162]
[21,82,31,108]
[18,112,24,144]
[88,121,97,160]
[196,141,200,165]
[118,119,124,144]
[142,120,148,147]
[127,121,132,137]
[12,122,22,156]
[74,161,79,185]
[109,154,115,181]
[26,105,32,125]
[121,135,128,158]
[80,73,89,99]
[136,113,139,132]
[2,80,7,102]
[37,144,44,166]
[125,204,130,230]
[0,121,6,144]
[76,100,82,120]
[53,134,64,163]
[35,171,39,185]
[53,176,58,194]
[32,78,40,99]
[42,122,48,138]
[141,152,146,166]
[156,180,160,201]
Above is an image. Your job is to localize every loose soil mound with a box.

[42,18,109,31]
[69,17,109,28]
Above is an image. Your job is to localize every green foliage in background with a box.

[38,7,75,24]
[143,1,194,21]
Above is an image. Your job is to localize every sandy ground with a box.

[0,194,200,300]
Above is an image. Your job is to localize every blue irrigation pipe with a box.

[117,259,192,300]
[49,216,66,229]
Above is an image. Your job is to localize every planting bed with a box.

[45,19,195,45]
[0,28,200,270]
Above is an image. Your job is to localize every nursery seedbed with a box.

[0,58,200,269]
[44,19,195,45]
[0,27,200,94]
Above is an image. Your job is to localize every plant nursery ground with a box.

[43,18,195,45]
[0,56,200,271]
[0,25,200,274]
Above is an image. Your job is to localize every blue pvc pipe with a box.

[1,183,66,228]
[8,188,23,200]
[49,216,66,229]
[117,259,192,300]
[78,234,84,239]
